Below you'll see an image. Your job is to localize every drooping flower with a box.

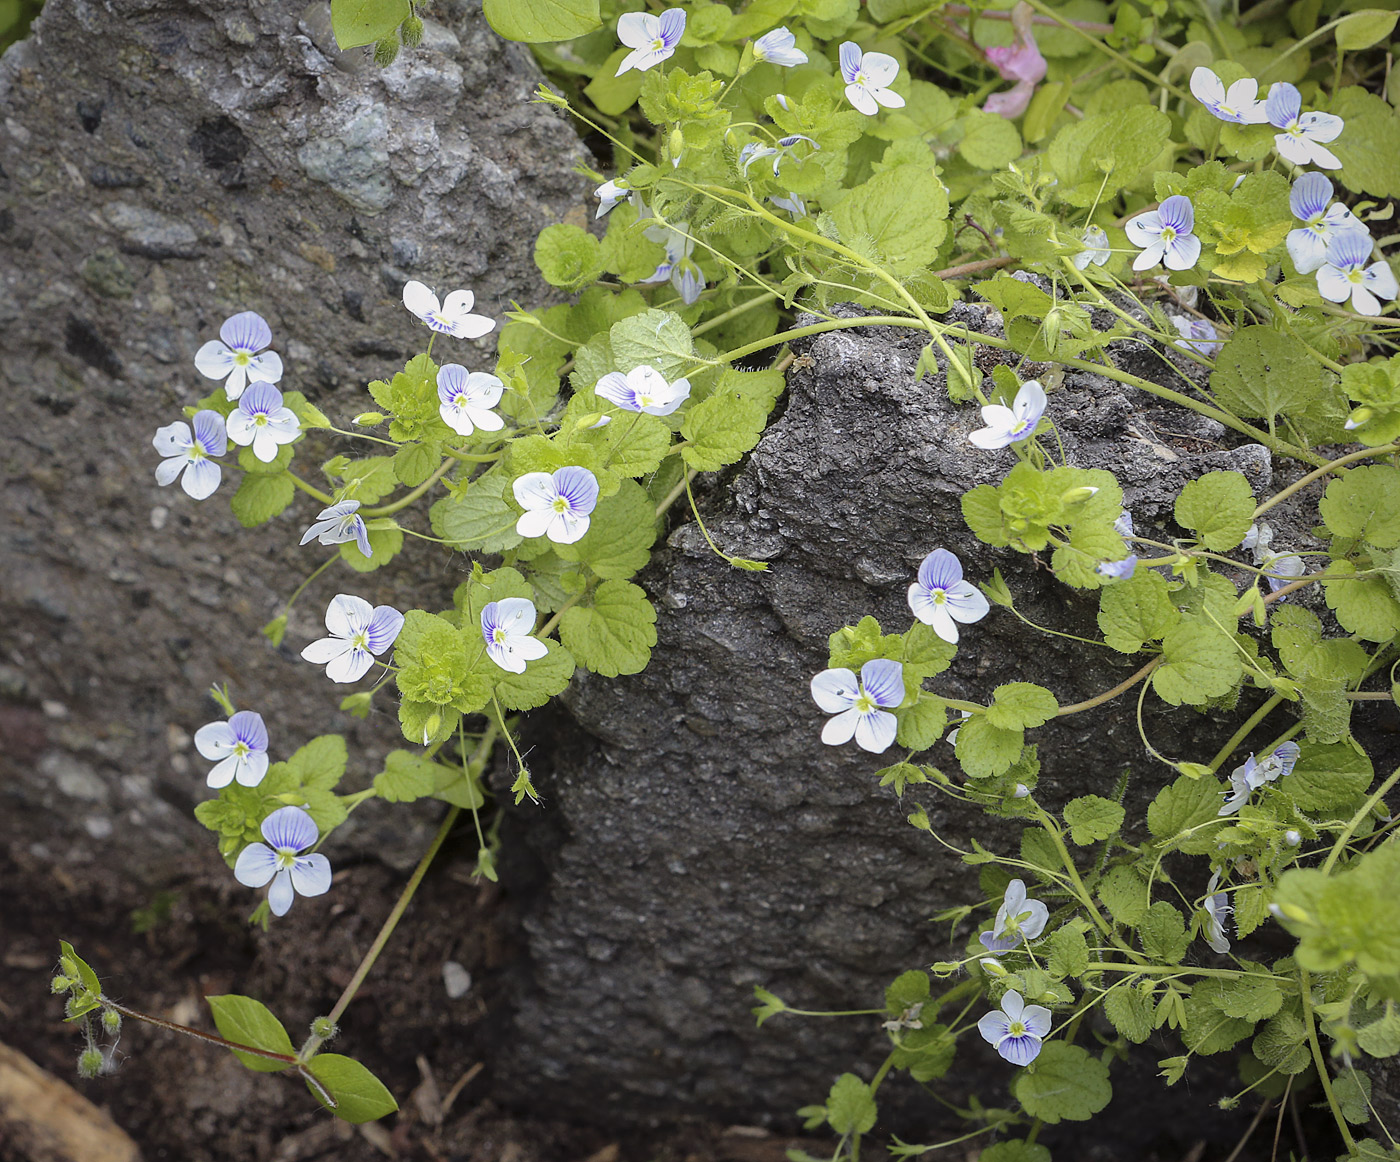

[980,879,1050,952]
[194,311,283,401]
[907,549,990,643]
[595,178,632,218]
[810,659,905,754]
[1261,550,1306,595]
[739,142,779,173]
[153,411,227,500]
[1126,196,1201,272]
[1254,741,1301,783]
[1096,556,1138,580]
[1288,173,1368,274]
[1189,67,1269,124]
[839,42,905,116]
[615,8,685,76]
[233,806,331,918]
[1315,232,1398,317]
[1073,225,1111,270]
[640,219,705,305]
[1202,870,1232,954]
[225,382,300,463]
[753,27,807,67]
[978,990,1052,1066]
[968,379,1047,449]
[513,466,600,545]
[300,499,372,559]
[1218,742,1300,816]
[437,364,505,437]
[194,710,269,789]
[402,280,495,340]
[595,365,691,416]
[1114,510,1136,538]
[947,708,972,745]
[480,597,548,674]
[1266,82,1344,169]
[300,594,404,683]
[742,134,819,178]
[1242,521,1273,562]
[771,192,807,216]
[984,3,1045,119]
[1171,316,1223,357]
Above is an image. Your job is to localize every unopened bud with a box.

[1012,783,1030,798]
[101,1008,122,1035]
[980,957,1008,977]
[1344,407,1373,431]
[353,412,386,426]
[575,411,609,431]
[78,1048,104,1079]
[668,126,684,160]
[1060,485,1099,507]
[51,975,72,993]
[422,712,440,745]
[373,34,399,67]
[311,1015,338,1040]
[1284,829,1301,847]
[400,14,424,47]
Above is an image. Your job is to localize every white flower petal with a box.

[325,646,374,684]
[327,593,372,637]
[402,280,440,321]
[234,842,279,888]
[194,341,236,381]
[821,706,861,746]
[290,854,332,899]
[267,869,296,916]
[182,458,222,500]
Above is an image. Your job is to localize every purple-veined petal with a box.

[657,7,685,46]
[234,842,279,888]
[980,931,1018,953]
[917,548,964,592]
[996,1033,1043,1066]
[326,645,375,683]
[553,466,600,515]
[240,380,285,416]
[1163,233,1202,271]
[352,517,372,559]
[1020,1003,1053,1038]
[548,510,591,544]
[366,605,405,654]
[838,41,862,83]
[326,593,373,638]
[820,706,861,746]
[1290,171,1333,220]
[267,869,296,916]
[1158,195,1195,235]
[438,363,468,404]
[402,280,441,321]
[811,668,859,713]
[1001,990,1026,1021]
[853,707,897,753]
[192,410,227,456]
[616,10,658,48]
[977,1010,1012,1045]
[181,458,221,500]
[1266,82,1301,129]
[220,311,271,354]
[860,659,905,709]
[194,341,237,381]
[228,710,267,751]
[262,805,318,853]
[290,853,332,898]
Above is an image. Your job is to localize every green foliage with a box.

[1013,1042,1112,1122]
[206,995,295,1072]
[304,1053,399,1123]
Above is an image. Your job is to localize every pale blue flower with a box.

[907,549,989,643]
[226,381,300,463]
[595,178,632,218]
[1172,316,1223,357]
[234,806,331,917]
[968,379,1046,449]
[513,466,599,544]
[753,27,807,67]
[771,192,807,216]
[1096,556,1138,580]
[1190,67,1268,124]
[1127,196,1200,271]
[301,594,404,683]
[1316,231,1398,316]
[810,659,904,754]
[481,598,548,674]
[194,311,283,401]
[615,8,685,76]
[839,42,904,115]
[1261,550,1305,595]
[1203,870,1232,954]
[641,220,705,304]
[1288,173,1368,274]
[402,280,495,339]
[194,710,268,789]
[739,142,780,173]
[438,364,505,437]
[595,365,690,415]
[153,410,226,500]
[300,500,372,558]
[1219,742,1300,815]
[980,879,1049,952]
[1073,225,1111,269]
[1242,520,1273,562]
[978,990,1051,1065]
[1114,510,1135,538]
[1266,82,1343,169]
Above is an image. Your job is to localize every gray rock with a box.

[102,202,202,259]
[298,102,394,214]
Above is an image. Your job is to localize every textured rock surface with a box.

[0,0,582,886]
[509,304,1390,1146]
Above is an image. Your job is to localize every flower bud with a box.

[373,34,399,67]
[353,412,386,426]
[1060,485,1099,508]
[400,14,424,47]
[574,412,607,431]
[311,1015,338,1040]
[101,1008,122,1035]
[980,957,1008,977]
[51,975,72,993]
[422,712,440,745]
[1345,406,1374,430]
[1284,829,1301,847]
[78,1048,104,1079]
[667,126,685,162]
[1012,783,1030,798]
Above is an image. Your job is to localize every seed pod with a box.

[374,34,400,68]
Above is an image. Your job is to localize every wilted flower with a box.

[1171,316,1223,357]
[595,178,632,218]
[437,364,505,437]
[980,879,1050,952]
[1242,521,1273,562]
[907,549,990,644]
[1315,232,1398,317]
[810,659,905,754]
[1073,225,1111,270]
[984,3,1045,119]
[234,806,331,918]
[1288,172,1368,274]
[641,219,704,305]
[153,411,227,500]
[513,466,599,545]
[839,42,905,116]
[226,382,300,463]
[753,26,807,67]
[300,499,372,559]
[595,365,691,415]
[194,311,283,400]
[968,379,1047,449]
[301,594,404,683]
[1127,196,1201,271]
[615,8,685,76]
[481,598,548,674]
[978,990,1051,1065]
[771,192,807,216]
[194,710,269,789]
[1190,67,1268,124]
[1203,870,1232,954]
[402,280,495,340]
[1096,555,1138,580]
[1261,550,1306,595]
[1219,742,1300,815]
[1266,82,1344,169]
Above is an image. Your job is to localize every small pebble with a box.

[442,960,472,999]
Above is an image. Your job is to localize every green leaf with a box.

[954,715,1024,779]
[1253,1010,1313,1073]
[1273,843,1400,975]
[1319,466,1400,548]
[1013,1041,1111,1122]
[825,1073,878,1135]
[680,369,782,472]
[896,694,947,751]
[1182,984,1255,1054]
[829,164,950,278]
[1210,326,1330,422]
[492,639,576,711]
[393,441,440,488]
[372,750,439,804]
[1047,924,1090,979]
[534,223,603,292]
[286,735,348,791]
[555,480,656,580]
[339,523,404,573]
[330,0,409,49]
[954,110,1023,170]
[1337,10,1399,51]
[1357,1003,1400,1057]
[206,995,295,1072]
[1063,795,1125,845]
[1333,1068,1374,1125]
[58,941,102,1000]
[1174,471,1255,551]
[1210,976,1284,1022]
[431,474,524,553]
[1147,774,1225,853]
[230,472,296,527]
[304,1053,399,1123]
[986,683,1058,730]
[1330,87,1400,199]
[1103,987,1153,1043]
[1098,865,1150,926]
[559,580,657,677]
[885,969,931,1014]
[1152,616,1243,706]
[1046,107,1170,206]
[610,309,695,381]
[1098,570,1180,652]
[1139,902,1189,963]
[564,404,671,480]
[1323,559,1400,641]
[1282,741,1373,810]
[481,0,599,41]
[979,1143,1051,1162]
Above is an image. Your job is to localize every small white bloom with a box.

[513,466,600,545]
[153,410,226,500]
[300,500,372,558]
[753,27,807,68]
[839,42,905,116]
[907,549,990,644]
[968,380,1047,450]
[594,365,691,416]
[194,710,269,789]
[1126,196,1201,272]
[234,806,331,918]
[225,382,300,463]
[194,311,283,401]
[480,598,549,674]
[1287,172,1368,275]
[402,280,495,339]
[1315,232,1398,317]
[810,659,904,754]
[1072,225,1111,270]
[1266,82,1344,169]
[301,594,404,684]
[595,178,632,218]
[1203,870,1232,954]
[615,8,686,76]
[771,192,807,216]
[437,363,505,437]
[1171,316,1223,357]
[1189,67,1269,124]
